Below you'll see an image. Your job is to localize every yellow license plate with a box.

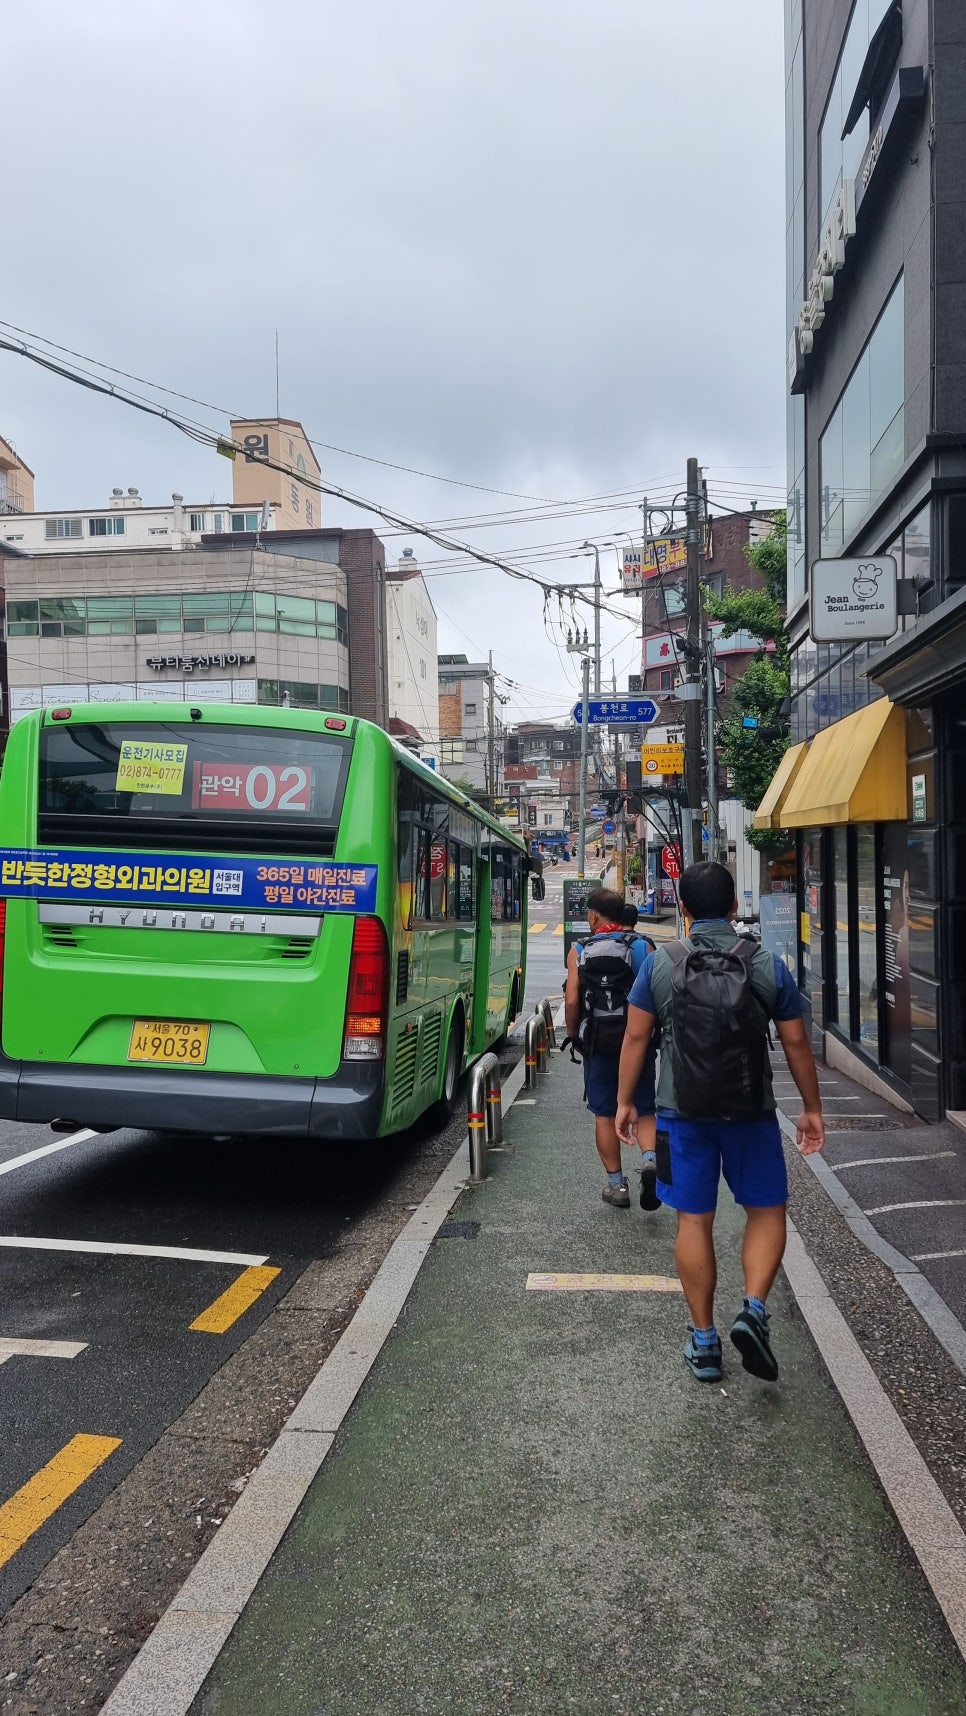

[128,1020,211,1066]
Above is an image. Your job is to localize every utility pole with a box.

[487,648,495,805]
[577,655,590,879]
[682,456,705,869]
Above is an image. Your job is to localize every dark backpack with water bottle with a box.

[661,938,771,1119]
[575,931,639,1059]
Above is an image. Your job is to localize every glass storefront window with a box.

[833,827,850,1030]
[856,825,878,1055]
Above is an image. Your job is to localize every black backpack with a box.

[576,932,638,1058]
[663,939,770,1119]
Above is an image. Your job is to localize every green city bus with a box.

[0,703,529,1139]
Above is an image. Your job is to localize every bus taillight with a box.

[343,916,389,1061]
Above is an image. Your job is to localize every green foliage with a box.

[708,514,792,826]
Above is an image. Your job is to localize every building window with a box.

[464,703,477,715]
[440,741,464,765]
[189,512,206,533]
[230,511,260,533]
[821,277,904,551]
[254,591,346,640]
[659,670,673,691]
[7,599,40,637]
[88,516,125,537]
[552,760,563,771]
[552,740,564,751]
[819,0,893,241]
[257,679,349,713]
[44,518,82,540]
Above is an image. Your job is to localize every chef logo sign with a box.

[810,556,898,642]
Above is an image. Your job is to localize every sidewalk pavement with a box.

[186,1050,966,1716]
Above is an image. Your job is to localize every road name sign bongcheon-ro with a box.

[571,697,660,726]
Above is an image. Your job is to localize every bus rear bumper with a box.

[0,1058,384,1140]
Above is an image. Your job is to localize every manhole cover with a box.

[437,1220,481,1240]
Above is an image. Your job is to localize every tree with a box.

[705,513,790,854]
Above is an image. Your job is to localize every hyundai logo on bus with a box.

[0,849,379,915]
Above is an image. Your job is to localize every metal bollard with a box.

[534,996,557,1050]
[525,1014,549,1088]
[468,1051,502,1179]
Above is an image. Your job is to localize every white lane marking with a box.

[864,1199,966,1217]
[834,1152,957,1171]
[912,1250,966,1263]
[0,1129,99,1178]
[0,1337,87,1365]
[0,1236,267,1266]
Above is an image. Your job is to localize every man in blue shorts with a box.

[564,889,660,1211]
[615,861,825,1382]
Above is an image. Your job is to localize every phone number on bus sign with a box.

[0,849,378,914]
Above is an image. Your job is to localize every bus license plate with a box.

[128,1020,211,1065]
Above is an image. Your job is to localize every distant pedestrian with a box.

[616,861,825,1383]
[564,888,661,1211]
[621,902,655,950]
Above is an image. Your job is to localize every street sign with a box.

[641,742,685,776]
[662,845,681,879]
[603,820,616,835]
[590,805,607,819]
[571,697,660,726]
[809,555,898,641]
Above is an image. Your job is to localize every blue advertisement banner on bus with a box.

[0,849,378,914]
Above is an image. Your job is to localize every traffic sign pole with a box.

[577,656,590,880]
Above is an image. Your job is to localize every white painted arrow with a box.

[0,1339,87,1366]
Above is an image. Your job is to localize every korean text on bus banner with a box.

[116,741,188,796]
[0,850,378,913]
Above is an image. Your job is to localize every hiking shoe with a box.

[602,1178,631,1208]
[730,1300,778,1381]
[639,1153,662,1212]
[684,1328,723,1382]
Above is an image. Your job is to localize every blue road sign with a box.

[571,697,660,726]
[603,820,616,835]
[590,806,607,819]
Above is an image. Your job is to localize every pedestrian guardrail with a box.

[525,1014,550,1089]
[534,997,557,1049]
[467,1051,503,1181]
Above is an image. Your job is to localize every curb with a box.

[99,1042,542,1716]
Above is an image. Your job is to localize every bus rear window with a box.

[39,721,352,853]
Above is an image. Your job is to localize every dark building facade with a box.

[762,0,966,1118]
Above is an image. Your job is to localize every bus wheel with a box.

[428,1012,463,1129]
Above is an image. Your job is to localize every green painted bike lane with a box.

[194,1057,966,1716]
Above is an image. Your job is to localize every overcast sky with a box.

[3,0,785,730]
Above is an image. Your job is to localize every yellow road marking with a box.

[526,1272,683,1293]
[190,1264,281,1334]
[528,922,547,934]
[552,925,564,936]
[0,1434,122,1568]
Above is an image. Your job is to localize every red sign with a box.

[191,763,313,813]
[662,844,682,879]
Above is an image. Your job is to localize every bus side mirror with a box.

[531,876,546,902]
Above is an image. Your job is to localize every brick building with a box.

[504,721,602,828]
[639,510,778,707]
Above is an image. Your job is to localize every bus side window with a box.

[511,855,522,920]
[446,842,459,922]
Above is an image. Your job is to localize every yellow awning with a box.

[752,742,809,830]
[779,698,906,828]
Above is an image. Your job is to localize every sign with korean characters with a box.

[641,742,685,776]
[621,537,688,591]
[116,741,188,796]
[0,849,378,914]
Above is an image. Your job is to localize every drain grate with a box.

[437,1220,480,1240]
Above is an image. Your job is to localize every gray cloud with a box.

[4,0,786,715]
